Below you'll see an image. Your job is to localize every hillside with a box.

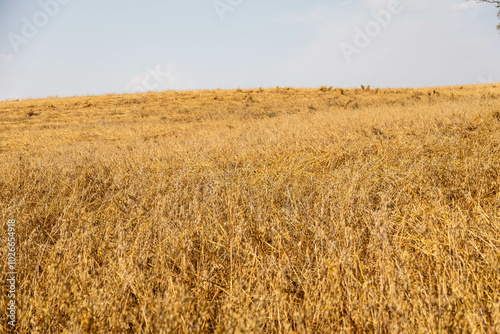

[1,84,500,332]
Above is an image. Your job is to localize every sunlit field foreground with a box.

[1,84,500,333]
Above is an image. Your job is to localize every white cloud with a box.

[278,6,339,26]
[452,1,477,10]
[0,54,14,63]
[125,62,194,93]
[365,0,431,11]
[365,0,393,10]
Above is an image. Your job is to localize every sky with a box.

[0,0,499,100]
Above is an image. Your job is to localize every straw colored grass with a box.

[1,84,500,333]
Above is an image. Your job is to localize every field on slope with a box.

[1,85,500,333]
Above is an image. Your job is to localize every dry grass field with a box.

[1,84,500,333]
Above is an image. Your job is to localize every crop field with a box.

[1,84,500,333]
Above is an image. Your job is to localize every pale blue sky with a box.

[0,0,499,100]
